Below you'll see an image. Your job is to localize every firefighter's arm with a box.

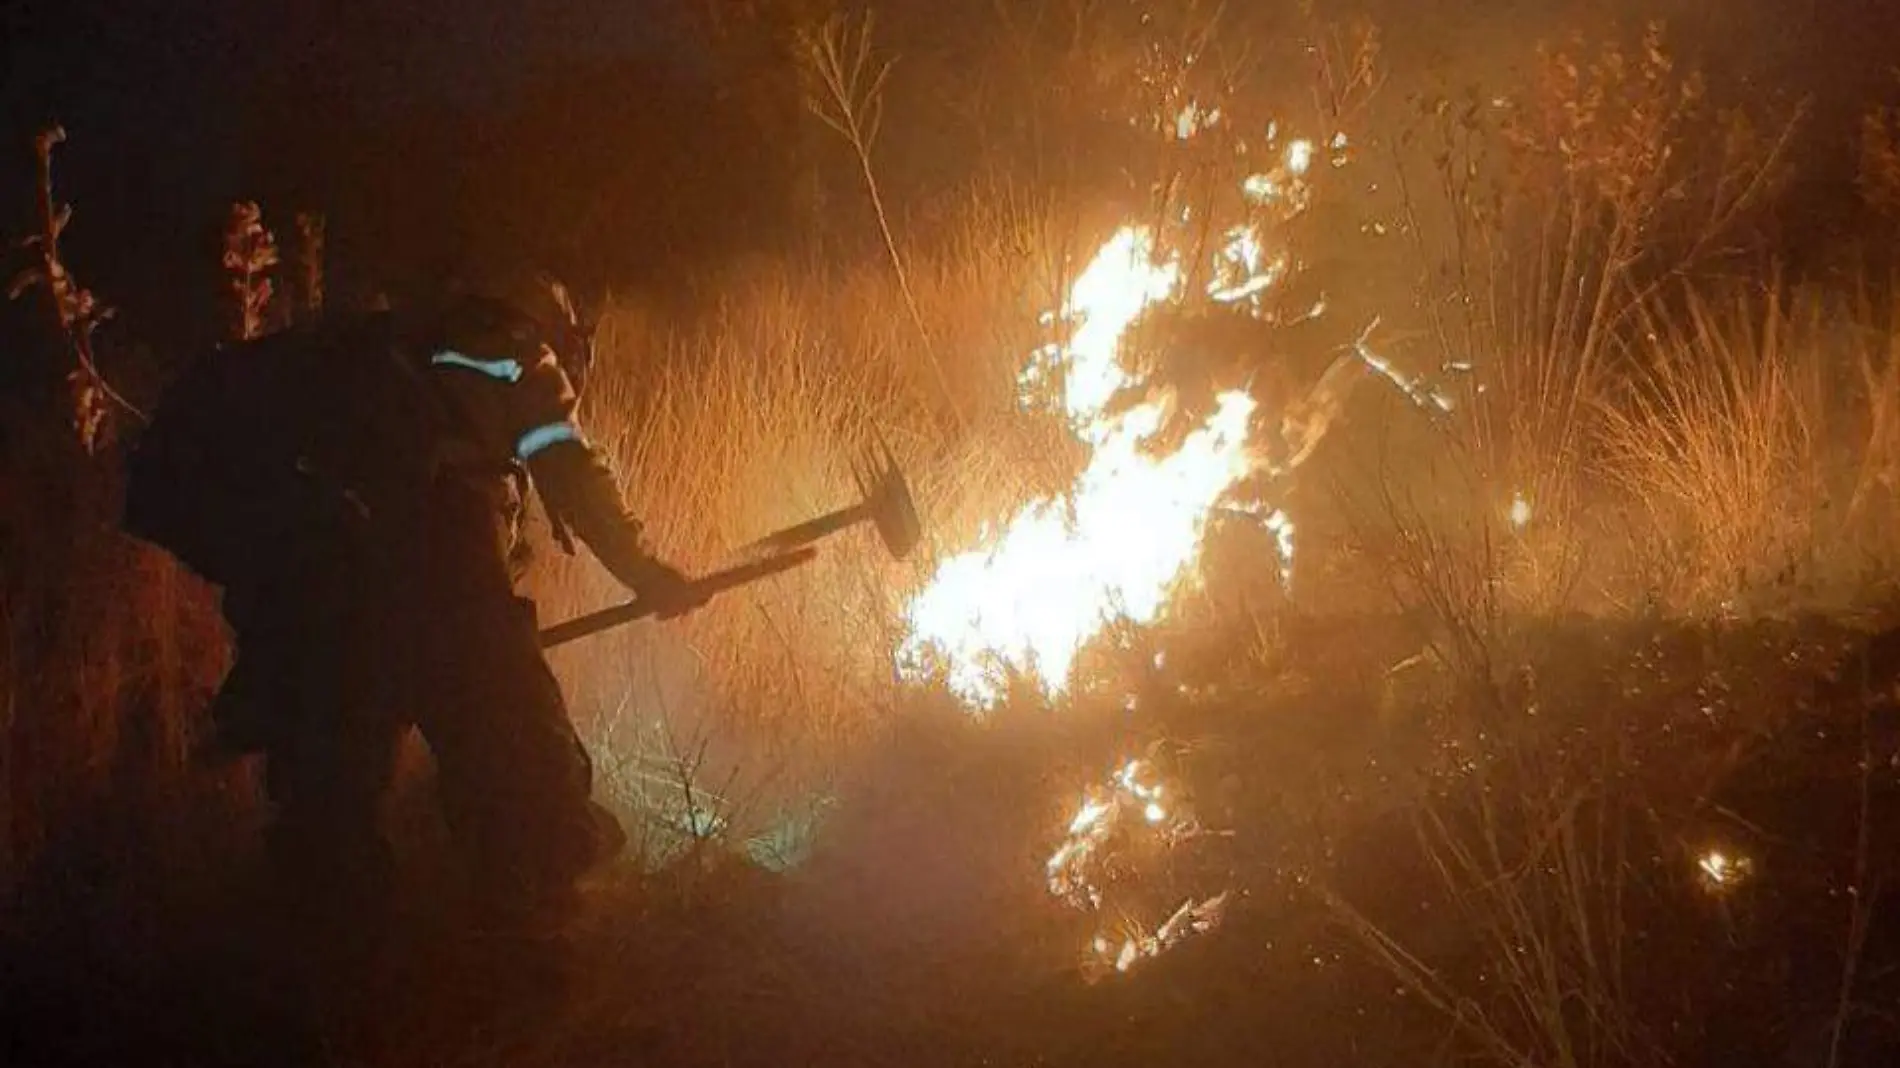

[511,352,702,612]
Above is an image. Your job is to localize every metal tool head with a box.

[853,436,922,560]
[727,435,923,563]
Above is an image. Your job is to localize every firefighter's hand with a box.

[634,561,709,620]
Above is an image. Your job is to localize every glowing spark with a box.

[1509,494,1533,529]
[1174,102,1221,140]
[1698,849,1751,891]
[1286,139,1315,175]
[1242,175,1279,203]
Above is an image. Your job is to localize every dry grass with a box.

[1318,25,1897,1068]
[1567,282,1894,616]
[1327,295,1900,1067]
[1328,779,1652,1068]
[1598,289,1820,613]
[524,205,1086,856]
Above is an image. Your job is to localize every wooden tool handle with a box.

[538,547,819,649]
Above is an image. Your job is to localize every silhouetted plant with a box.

[292,210,325,324]
[221,200,278,341]
[7,126,138,452]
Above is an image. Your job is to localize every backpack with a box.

[122,314,458,589]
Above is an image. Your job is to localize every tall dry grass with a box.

[1323,22,1900,1068]
[526,198,1091,859]
[1596,286,1900,615]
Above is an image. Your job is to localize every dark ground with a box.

[4,610,1898,1067]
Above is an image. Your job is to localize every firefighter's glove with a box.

[634,560,709,621]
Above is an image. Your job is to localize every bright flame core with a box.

[900,228,1261,708]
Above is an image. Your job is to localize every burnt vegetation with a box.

[4,2,1900,1066]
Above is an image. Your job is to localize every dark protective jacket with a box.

[424,326,663,590]
[121,308,665,597]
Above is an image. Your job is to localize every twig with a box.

[293,211,326,325]
[798,13,967,432]
[14,126,145,446]
[1825,698,1881,1068]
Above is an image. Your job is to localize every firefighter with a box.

[122,285,701,955]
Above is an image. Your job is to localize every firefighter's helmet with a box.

[434,270,599,397]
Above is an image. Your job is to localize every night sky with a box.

[4,0,1897,347]
[3,0,698,161]
[3,0,712,343]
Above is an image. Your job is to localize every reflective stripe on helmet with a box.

[516,421,584,460]
[431,350,525,382]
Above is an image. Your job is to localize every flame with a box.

[1174,101,1223,140]
[1285,138,1315,175]
[887,102,1403,979]
[1509,494,1533,529]
[898,127,1378,707]
[1697,848,1752,892]
[900,227,1261,708]
[1046,757,1229,979]
[1208,226,1284,306]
